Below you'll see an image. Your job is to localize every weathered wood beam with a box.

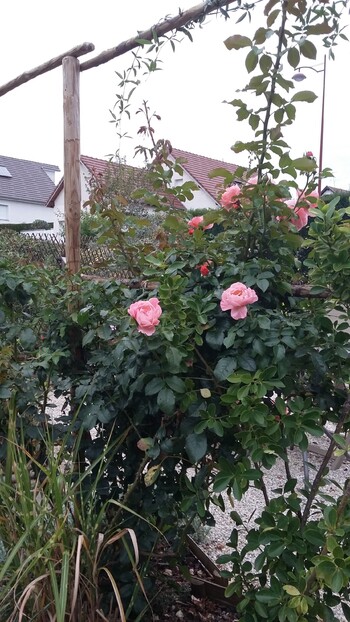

[0,43,94,98]
[80,276,333,299]
[80,0,237,72]
[63,56,81,275]
[291,284,332,298]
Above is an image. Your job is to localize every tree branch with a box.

[301,393,350,527]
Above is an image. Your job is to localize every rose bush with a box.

[1,0,350,620]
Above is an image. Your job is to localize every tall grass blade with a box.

[16,573,49,622]
[70,533,83,618]
[100,566,126,622]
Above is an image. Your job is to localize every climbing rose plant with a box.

[1,0,350,620]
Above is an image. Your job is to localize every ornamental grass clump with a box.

[0,398,152,622]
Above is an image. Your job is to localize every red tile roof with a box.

[47,155,184,209]
[170,147,239,203]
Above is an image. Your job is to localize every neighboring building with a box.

[0,154,59,229]
[47,150,241,227]
[321,185,349,197]
[47,155,157,231]
[168,147,239,210]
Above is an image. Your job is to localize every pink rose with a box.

[220,282,258,320]
[285,199,309,231]
[221,184,241,210]
[305,151,314,158]
[187,216,213,233]
[128,298,162,336]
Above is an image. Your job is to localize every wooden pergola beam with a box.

[80,0,237,72]
[0,43,95,98]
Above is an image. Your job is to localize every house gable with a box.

[169,147,239,209]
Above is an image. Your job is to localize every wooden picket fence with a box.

[0,230,133,278]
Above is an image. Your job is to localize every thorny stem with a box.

[306,477,350,594]
[254,462,270,505]
[113,455,149,524]
[257,0,288,182]
[301,393,350,527]
[194,346,217,381]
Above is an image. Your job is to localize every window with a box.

[0,204,9,221]
[0,166,12,178]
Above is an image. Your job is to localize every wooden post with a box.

[63,56,81,274]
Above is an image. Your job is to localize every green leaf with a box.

[267,541,285,557]
[145,255,166,267]
[246,49,259,73]
[299,40,317,60]
[163,214,184,232]
[304,528,325,547]
[260,54,273,74]
[267,8,279,27]
[144,464,161,487]
[19,327,36,348]
[258,316,271,330]
[307,21,334,35]
[287,47,300,69]
[330,570,344,593]
[136,38,152,45]
[185,433,207,463]
[165,376,186,393]
[291,90,317,103]
[283,585,300,596]
[166,346,183,372]
[206,328,225,350]
[157,387,175,414]
[256,588,281,604]
[145,377,165,396]
[254,27,268,44]
[214,357,237,381]
[0,386,11,399]
[292,157,317,172]
[257,279,270,292]
[249,114,260,130]
[239,353,256,372]
[254,601,268,618]
[207,167,235,184]
[224,34,252,50]
[82,329,95,346]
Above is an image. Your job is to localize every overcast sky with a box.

[1,0,349,189]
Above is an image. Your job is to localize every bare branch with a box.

[301,393,350,527]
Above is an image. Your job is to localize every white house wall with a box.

[0,198,58,229]
[170,165,218,211]
[53,163,92,233]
